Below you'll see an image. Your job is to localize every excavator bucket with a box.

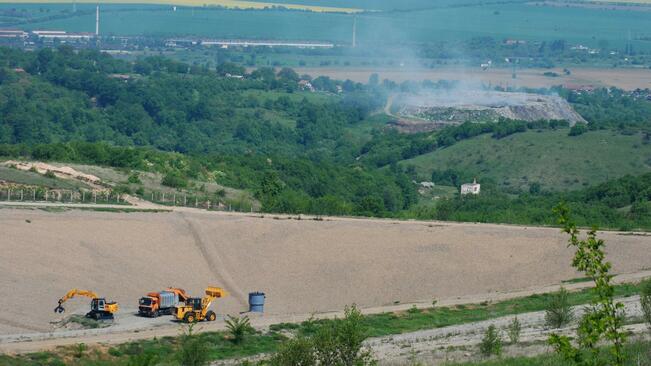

[205,287,228,298]
[54,300,65,313]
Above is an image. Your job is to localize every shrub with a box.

[568,124,588,136]
[225,315,254,345]
[127,173,142,184]
[74,343,86,358]
[545,287,574,328]
[161,171,188,188]
[507,316,521,344]
[479,324,502,357]
[269,336,316,366]
[176,323,209,366]
[44,170,56,179]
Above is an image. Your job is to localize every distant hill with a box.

[400,129,651,192]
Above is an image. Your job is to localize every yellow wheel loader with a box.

[174,287,228,323]
[54,289,119,320]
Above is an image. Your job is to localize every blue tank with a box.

[248,292,266,313]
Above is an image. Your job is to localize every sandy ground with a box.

[294,67,651,90]
[1,207,651,340]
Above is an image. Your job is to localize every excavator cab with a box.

[54,289,118,320]
[88,298,118,320]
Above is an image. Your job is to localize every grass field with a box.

[400,130,651,191]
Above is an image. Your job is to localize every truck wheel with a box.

[152,310,159,318]
[206,311,216,321]
[184,313,195,323]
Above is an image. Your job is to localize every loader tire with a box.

[206,311,216,322]
[184,313,196,323]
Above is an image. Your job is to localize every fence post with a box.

[7,189,10,201]
[33,189,36,201]
[93,191,97,203]
[184,195,187,206]
[195,197,198,207]
[151,192,154,201]
[45,191,48,202]
[20,190,23,201]
[173,193,176,206]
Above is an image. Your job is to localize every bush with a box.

[44,170,56,179]
[269,305,374,366]
[568,123,588,136]
[545,287,574,328]
[161,171,188,188]
[127,173,142,184]
[225,315,254,345]
[479,324,502,357]
[507,316,521,344]
[176,323,209,366]
[641,278,651,333]
[269,336,316,366]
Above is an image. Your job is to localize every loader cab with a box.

[186,298,203,311]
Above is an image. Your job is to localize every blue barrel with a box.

[248,292,266,313]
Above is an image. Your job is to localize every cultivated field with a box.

[2,207,651,338]
[295,66,651,90]
[0,0,361,13]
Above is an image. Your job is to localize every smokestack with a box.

[95,5,99,36]
[352,16,356,48]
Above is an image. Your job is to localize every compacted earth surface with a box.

[1,207,650,349]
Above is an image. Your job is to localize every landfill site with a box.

[1,207,651,351]
[390,90,586,132]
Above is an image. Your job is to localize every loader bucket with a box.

[205,287,228,298]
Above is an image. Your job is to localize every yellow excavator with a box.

[174,287,228,323]
[54,289,119,320]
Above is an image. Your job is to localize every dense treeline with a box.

[411,173,651,230]
[0,141,416,217]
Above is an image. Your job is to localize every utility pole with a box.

[352,15,357,48]
[95,5,99,37]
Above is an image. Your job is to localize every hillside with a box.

[401,129,651,192]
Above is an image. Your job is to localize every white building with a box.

[460,179,481,195]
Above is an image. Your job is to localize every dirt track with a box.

[1,208,651,347]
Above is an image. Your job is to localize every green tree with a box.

[479,324,502,357]
[507,316,521,344]
[640,278,651,333]
[548,204,627,366]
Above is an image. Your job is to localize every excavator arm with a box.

[54,289,99,313]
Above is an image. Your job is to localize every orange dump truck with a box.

[138,288,188,317]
